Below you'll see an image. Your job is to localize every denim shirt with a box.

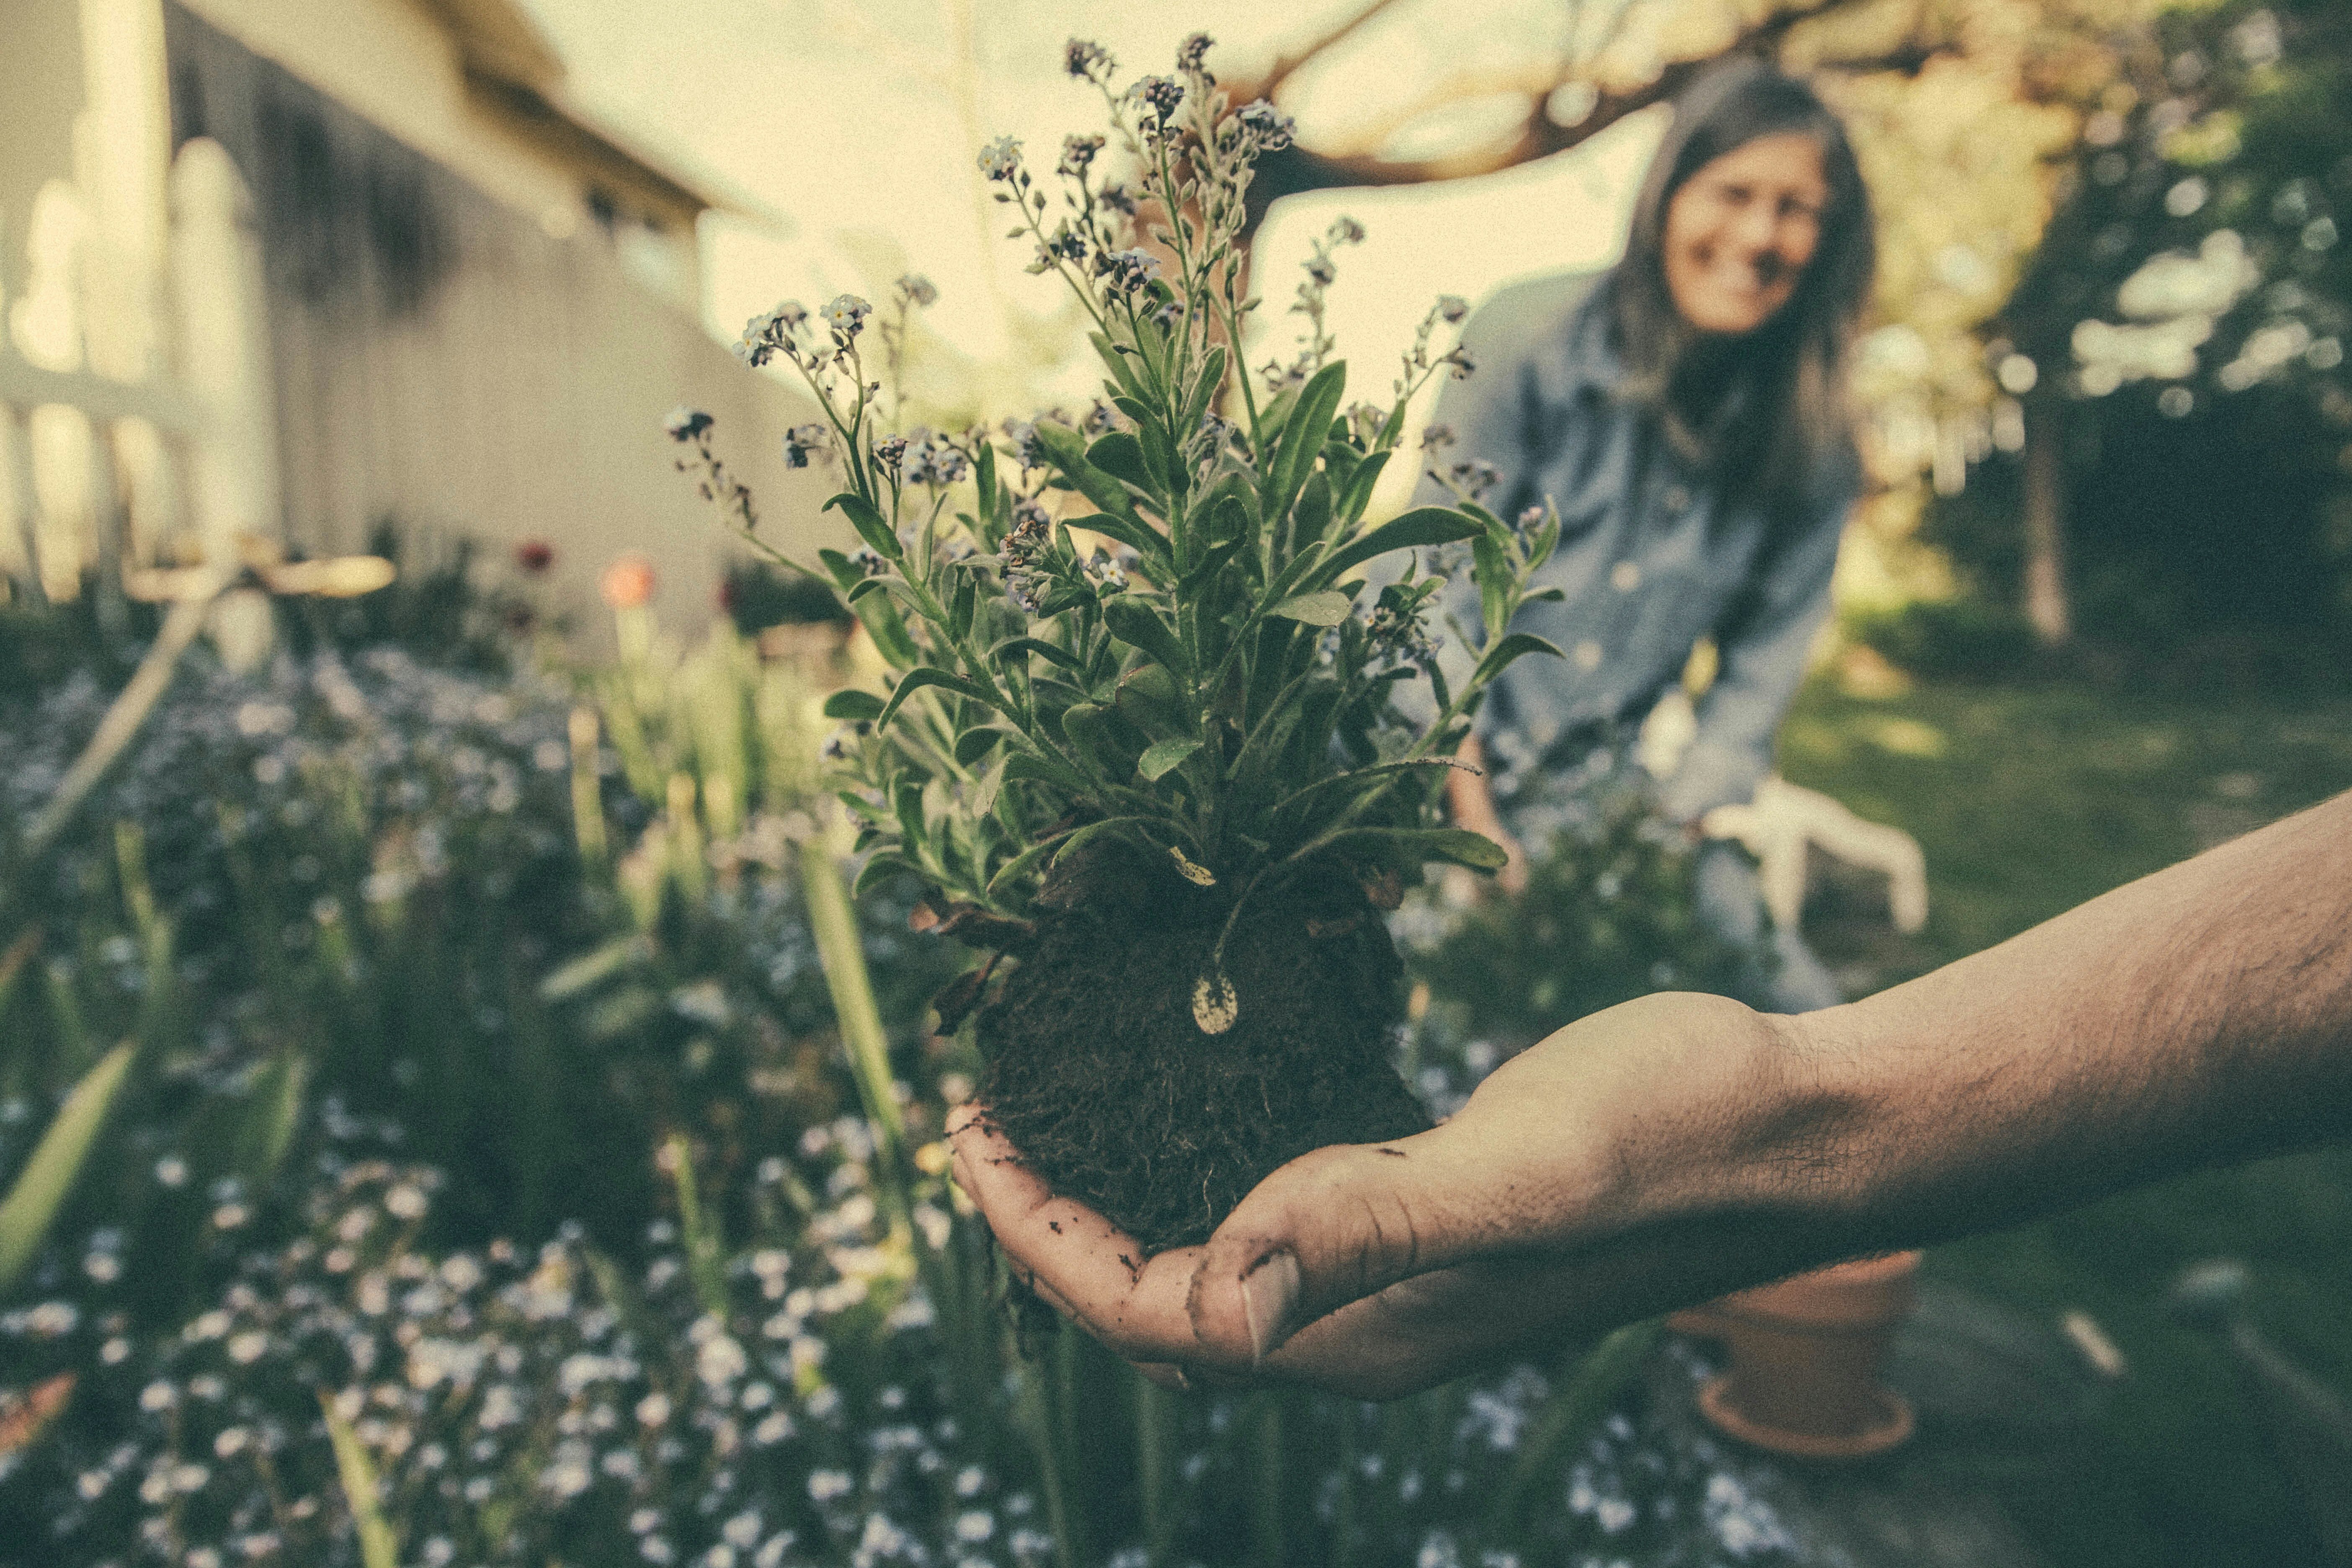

[1406,270,1856,823]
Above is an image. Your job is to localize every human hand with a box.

[947,993,1802,1400]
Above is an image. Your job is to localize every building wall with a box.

[170,0,698,305]
[175,0,568,237]
[161,2,838,641]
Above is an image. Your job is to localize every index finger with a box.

[944,1106,1209,1364]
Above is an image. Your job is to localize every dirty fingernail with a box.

[1239,1250,1302,1364]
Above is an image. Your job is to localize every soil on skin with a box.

[975,844,1430,1254]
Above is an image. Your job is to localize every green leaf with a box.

[321,1395,401,1568]
[1091,332,1148,400]
[823,689,886,722]
[1138,736,1203,781]
[1114,662,1186,735]
[949,571,977,641]
[1267,589,1353,626]
[1473,632,1565,686]
[1473,531,1510,643]
[838,790,888,825]
[1183,346,1228,433]
[824,491,902,560]
[852,851,924,900]
[1050,815,1156,868]
[877,668,1003,732]
[817,547,861,592]
[1068,512,1173,572]
[985,834,1065,899]
[1087,432,1159,498]
[852,591,921,669]
[1314,506,1485,586]
[1268,758,1467,833]
[1323,825,1511,872]
[1101,595,1193,683]
[989,635,1085,672]
[953,726,1011,767]
[1034,422,1142,525]
[971,751,1011,818]
[0,1041,135,1295]
[845,577,889,603]
[1179,537,1244,595]
[1334,447,1393,523]
[1265,361,1346,518]
[1292,469,1334,549]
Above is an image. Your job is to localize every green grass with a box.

[1778,675,2352,1568]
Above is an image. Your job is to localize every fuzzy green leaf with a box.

[1050,815,1157,868]
[971,751,1011,818]
[990,635,1085,672]
[1067,512,1173,572]
[877,668,1003,732]
[1266,362,1346,519]
[816,547,860,591]
[1473,632,1565,686]
[1034,422,1142,525]
[822,689,886,722]
[985,833,1066,899]
[1267,589,1353,626]
[953,726,1012,767]
[853,851,926,900]
[1473,531,1511,643]
[1323,825,1510,872]
[824,492,902,560]
[1315,506,1485,587]
[1138,736,1203,781]
[1087,432,1159,498]
[1334,447,1393,524]
[1101,595,1193,683]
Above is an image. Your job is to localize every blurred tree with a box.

[1957,0,2350,660]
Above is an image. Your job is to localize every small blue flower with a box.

[1237,99,1295,152]
[820,294,873,338]
[977,135,1023,182]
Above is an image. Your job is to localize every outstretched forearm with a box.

[1757,788,2352,1253]
[1208,788,2352,1383]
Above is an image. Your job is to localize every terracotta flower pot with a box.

[1670,1250,1922,1460]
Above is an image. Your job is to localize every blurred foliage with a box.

[1925,0,2352,669]
[1405,785,1751,1055]
[1842,595,2041,682]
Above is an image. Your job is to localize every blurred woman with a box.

[1419,57,1876,1012]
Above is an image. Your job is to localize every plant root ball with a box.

[975,844,1429,1253]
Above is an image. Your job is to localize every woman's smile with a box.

[1663,131,1829,335]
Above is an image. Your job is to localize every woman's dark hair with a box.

[1608,57,1875,512]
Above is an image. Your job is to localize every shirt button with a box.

[1610,560,1641,592]
[1662,482,1690,513]
[1572,639,1604,671]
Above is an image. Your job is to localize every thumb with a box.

[1182,1127,1473,1368]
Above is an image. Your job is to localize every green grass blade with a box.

[320,1393,400,1568]
[1490,1318,1663,1534]
[0,1040,136,1296]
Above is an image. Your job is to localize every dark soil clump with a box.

[976,845,1430,1253]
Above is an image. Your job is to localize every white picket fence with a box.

[2,134,273,610]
